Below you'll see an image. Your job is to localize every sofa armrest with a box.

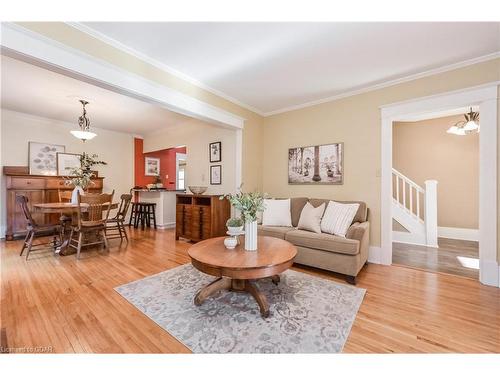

[346,221,370,262]
[346,222,368,241]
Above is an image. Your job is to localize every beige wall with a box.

[393,115,479,229]
[0,109,135,237]
[262,58,500,257]
[143,118,237,195]
[13,23,500,262]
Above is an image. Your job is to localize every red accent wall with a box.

[134,137,186,190]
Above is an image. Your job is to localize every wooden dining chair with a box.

[16,195,61,260]
[105,193,132,241]
[57,189,74,225]
[69,190,115,259]
[58,189,73,203]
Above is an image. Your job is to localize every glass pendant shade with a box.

[446,125,466,136]
[447,107,479,136]
[70,130,97,141]
[462,120,479,131]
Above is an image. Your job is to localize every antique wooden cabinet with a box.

[3,166,104,240]
[175,194,230,242]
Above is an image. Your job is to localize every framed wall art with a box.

[145,157,160,176]
[209,141,221,163]
[56,152,81,176]
[28,141,65,176]
[210,165,222,185]
[288,143,343,185]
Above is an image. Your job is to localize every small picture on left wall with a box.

[210,165,222,185]
[28,141,65,176]
[145,157,160,176]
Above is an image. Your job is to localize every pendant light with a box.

[447,107,479,136]
[71,100,97,142]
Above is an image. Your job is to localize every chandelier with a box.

[446,107,480,136]
[71,100,97,142]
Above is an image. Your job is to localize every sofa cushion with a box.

[297,201,325,234]
[257,225,295,240]
[262,199,292,227]
[285,229,360,255]
[290,197,309,227]
[275,197,308,227]
[309,198,367,223]
[320,201,360,237]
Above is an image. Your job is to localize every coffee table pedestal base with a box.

[194,276,280,318]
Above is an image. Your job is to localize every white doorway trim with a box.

[380,83,499,287]
[175,153,187,190]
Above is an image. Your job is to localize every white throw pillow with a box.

[297,202,326,234]
[320,201,360,237]
[262,199,292,227]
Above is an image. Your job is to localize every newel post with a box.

[424,180,438,247]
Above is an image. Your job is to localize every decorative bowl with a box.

[227,226,244,234]
[188,186,208,195]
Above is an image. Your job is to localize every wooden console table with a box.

[175,194,230,242]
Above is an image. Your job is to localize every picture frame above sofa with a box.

[288,143,343,185]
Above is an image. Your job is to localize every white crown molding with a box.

[65,22,266,117]
[9,22,500,119]
[264,51,500,116]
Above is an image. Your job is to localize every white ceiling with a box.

[79,22,500,115]
[0,55,195,135]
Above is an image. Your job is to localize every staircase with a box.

[392,168,438,247]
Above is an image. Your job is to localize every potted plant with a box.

[80,152,107,172]
[65,154,107,203]
[221,189,266,251]
[226,217,244,234]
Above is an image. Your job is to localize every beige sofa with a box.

[257,197,369,284]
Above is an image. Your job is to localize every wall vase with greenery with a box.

[221,190,266,251]
[65,153,107,203]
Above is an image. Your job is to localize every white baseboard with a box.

[0,225,5,239]
[156,222,176,230]
[392,231,429,247]
[479,259,499,287]
[368,246,382,264]
[438,226,479,241]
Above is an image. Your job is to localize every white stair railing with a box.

[392,168,438,247]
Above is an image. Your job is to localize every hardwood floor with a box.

[393,238,479,279]
[1,228,499,353]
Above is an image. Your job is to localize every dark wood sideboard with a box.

[3,166,104,240]
[175,194,230,242]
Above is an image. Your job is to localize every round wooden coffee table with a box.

[188,236,297,318]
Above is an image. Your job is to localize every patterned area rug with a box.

[115,264,365,353]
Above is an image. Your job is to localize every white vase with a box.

[71,186,84,204]
[244,220,258,251]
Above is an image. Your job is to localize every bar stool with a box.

[128,189,157,229]
[137,202,157,229]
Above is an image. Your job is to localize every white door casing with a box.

[380,82,499,287]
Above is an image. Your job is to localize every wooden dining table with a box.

[33,202,118,255]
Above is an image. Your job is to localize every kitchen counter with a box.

[136,190,184,229]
